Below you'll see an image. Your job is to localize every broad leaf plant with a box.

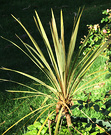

[1,8,111,135]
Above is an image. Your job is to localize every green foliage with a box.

[23,116,111,135]
[72,91,111,118]
[80,8,111,73]
[23,119,48,135]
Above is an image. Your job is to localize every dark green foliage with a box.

[104,99,111,109]
[23,115,111,134]
[94,104,100,112]
[76,91,111,117]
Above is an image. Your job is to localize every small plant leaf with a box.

[103,110,110,115]
[95,100,101,102]
[85,123,91,128]
[104,99,111,109]
[27,125,36,131]
[34,122,41,129]
[79,105,83,110]
[24,129,37,135]
[85,124,92,131]
[70,105,78,110]
[100,108,106,113]
[90,131,99,135]
[94,104,100,112]
[105,73,111,79]
[77,100,84,104]
[89,102,94,107]
[85,104,88,108]
[40,119,45,124]
[41,127,47,134]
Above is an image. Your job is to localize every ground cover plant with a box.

[0,0,111,135]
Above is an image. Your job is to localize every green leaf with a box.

[103,110,110,115]
[77,100,84,104]
[40,119,45,124]
[25,130,37,135]
[85,104,88,108]
[95,100,101,102]
[85,124,92,132]
[70,105,78,110]
[83,133,87,135]
[94,104,100,112]
[104,99,111,109]
[24,132,32,135]
[105,18,108,22]
[85,123,91,128]
[105,73,111,79]
[31,130,37,135]
[79,105,83,110]
[100,108,106,113]
[41,127,47,134]
[89,102,94,107]
[101,19,104,23]
[90,131,99,135]
[34,122,41,129]
[27,125,36,131]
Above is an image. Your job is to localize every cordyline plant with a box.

[1,8,111,135]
